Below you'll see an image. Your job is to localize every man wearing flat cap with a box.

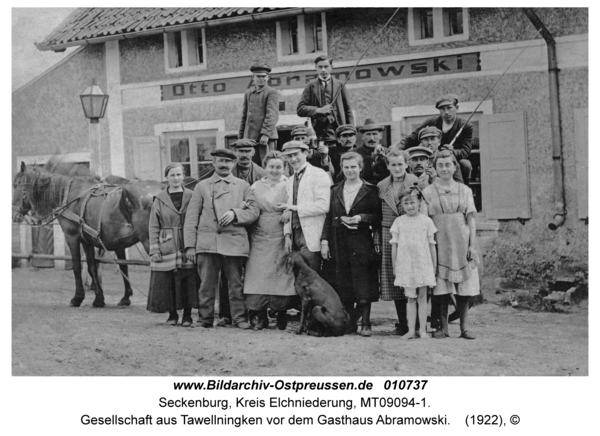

[239,63,279,166]
[328,124,358,178]
[400,94,473,185]
[413,126,464,185]
[184,148,260,329]
[297,55,354,143]
[203,139,266,326]
[276,141,332,274]
[289,125,334,177]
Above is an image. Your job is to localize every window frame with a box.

[163,28,207,73]
[276,12,328,62]
[408,8,469,47]
[163,130,219,179]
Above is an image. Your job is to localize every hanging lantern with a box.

[79,78,109,123]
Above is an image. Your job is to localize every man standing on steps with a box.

[239,63,279,166]
[297,55,354,144]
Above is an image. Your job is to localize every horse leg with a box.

[115,248,133,306]
[82,243,105,308]
[67,237,86,307]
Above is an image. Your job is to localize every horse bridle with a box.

[12,170,39,221]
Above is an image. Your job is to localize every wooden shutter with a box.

[574,108,588,219]
[480,111,531,219]
[132,136,162,180]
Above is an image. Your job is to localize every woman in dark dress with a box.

[320,152,381,337]
[147,163,199,326]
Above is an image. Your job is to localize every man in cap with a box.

[297,55,354,143]
[400,93,473,185]
[289,125,334,177]
[348,118,389,184]
[276,141,332,273]
[329,124,357,178]
[231,139,267,183]
[413,126,464,184]
[184,149,260,329]
[239,63,279,166]
[408,146,436,189]
[206,139,266,326]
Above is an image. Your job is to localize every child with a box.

[390,186,437,339]
[422,148,480,339]
[147,163,199,327]
[376,148,419,335]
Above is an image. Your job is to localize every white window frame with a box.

[163,28,207,73]
[154,120,225,179]
[276,12,328,62]
[408,8,469,47]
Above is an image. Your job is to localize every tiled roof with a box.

[36,8,287,51]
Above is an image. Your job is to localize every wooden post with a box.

[19,223,32,268]
[89,122,104,178]
[53,222,66,270]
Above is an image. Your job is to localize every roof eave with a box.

[36,7,335,52]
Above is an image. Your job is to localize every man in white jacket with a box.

[277,140,332,274]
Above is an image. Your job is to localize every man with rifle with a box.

[297,55,354,145]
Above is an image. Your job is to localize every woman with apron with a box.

[243,151,295,330]
[423,148,480,339]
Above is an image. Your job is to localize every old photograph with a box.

[11,7,588,377]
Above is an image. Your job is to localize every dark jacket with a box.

[321,180,381,302]
[335,144,389,185]
[297,77,354,141]
[239,86,279,140]
[400,115,473,161]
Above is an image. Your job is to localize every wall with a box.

[12,45,110,175]
[118,8,588,86]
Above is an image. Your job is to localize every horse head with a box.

[12,162,36,223]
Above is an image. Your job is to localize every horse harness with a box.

[59,183,123,244]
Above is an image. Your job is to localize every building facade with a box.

[13,7,588,274]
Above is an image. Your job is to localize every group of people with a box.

[146,55,480,340]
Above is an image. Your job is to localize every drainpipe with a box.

[522,8,565,230]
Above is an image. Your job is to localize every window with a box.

[164,130,217,179]
[276,13,327,61]
[164,28,206,72]
[408,8,469,46]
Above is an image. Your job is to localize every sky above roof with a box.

[12,8,77,92]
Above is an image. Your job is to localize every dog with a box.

[283,251,349,337]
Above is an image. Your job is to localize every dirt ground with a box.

[12,266,588,377]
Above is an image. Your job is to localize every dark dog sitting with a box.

[284,251,349,337]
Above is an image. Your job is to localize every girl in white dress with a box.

[390,186,437,339]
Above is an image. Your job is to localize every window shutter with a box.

[574,108,588,219]
[480,111,531,219]
[132,136,162,180]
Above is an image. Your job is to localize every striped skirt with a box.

[380,225,406,301]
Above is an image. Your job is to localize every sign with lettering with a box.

[161,52,480,101]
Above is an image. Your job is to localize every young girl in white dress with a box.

[390,185,437,339]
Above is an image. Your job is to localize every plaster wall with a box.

[12,45,110,176]
[118,8,587,85]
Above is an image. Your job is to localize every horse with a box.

[12,162,164,307]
